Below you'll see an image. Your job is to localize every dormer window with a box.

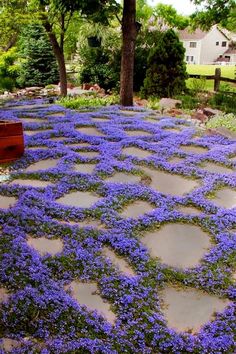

[190,42,197,48]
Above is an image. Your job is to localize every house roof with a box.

[179,28,208,41]
[179,26,230,41]
[224,48,236,54]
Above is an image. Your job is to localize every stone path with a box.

[0,100,235,352]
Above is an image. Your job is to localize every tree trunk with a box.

[120,0,137,106]
[43,21,67,96]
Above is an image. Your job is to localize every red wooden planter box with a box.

[0,121,24,163]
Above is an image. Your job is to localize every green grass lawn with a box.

[186,64,236,92]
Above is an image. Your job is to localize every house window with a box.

[222,41,227,47]
[190,42,197,48]
[216,41,219,46]
[186,56,194,62]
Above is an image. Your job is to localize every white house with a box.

[179,25,231,65]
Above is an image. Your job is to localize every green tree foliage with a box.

[0,47,20,91]
[141,29,187,98]
[0,0,29,51]
[191,0,236,29]
[18,23,59,87]
[153,4,189,30]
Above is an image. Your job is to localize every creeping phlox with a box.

[0,99,235,353]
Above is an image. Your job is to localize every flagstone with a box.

[177,205,203,215]
[199,162,235,174]
[121,201,155,218]
[27,236,63,256]
[67,281,116,324]
[0,288,9,303]
[105,172,141,184]
[125,130,152,136]
[0,195,17,209]
[56,191,100,208]
[24,159,59,172]
[102,247,135,276]
[141,167,199,196]
[0,338,20,352]
[160,286,231,333]
[122,146,152,159]
[73,163,96,174]
[77,151,100,158]
[210,188,236,209]
[76,127,106,136]
[9,179,53,188]
[180,145,209,154]
[142,223,211,268]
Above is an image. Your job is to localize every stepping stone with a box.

[68,281,116,324]
[0,195,16,209]
[141,167,199,196]
[78,151,100,158]
[47,112,65,117]
[160,286,231,333]
[103,247,135,276]
[229,156,236,162]
[9,179,53,188]
[120,110,137,116]
[142,223,211,268]
[76,127,106,136]
[24,130,46,136]
[210,188,236,209]
[181,145,208,154]
[163,127,180,132]
[74,163,96,174]
[0,338,20,352]
[125,130,152,137]
[92,117,110,122]
[122,147,152,159]
[66,142,91,148]
[20,118,47,123]
[27,236,63,256]
[27,146,49,150]
[199,162,235,174]
[168,156,185,164]
[50,137,68,141]
[58,218,104,230]
[24,159,59,172]
[105,172,141,184]
[0,288,9,303]
[121,201,155,219]
[56,191,100,208]
[177,206,202,216]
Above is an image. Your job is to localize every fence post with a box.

[214,68,221,92]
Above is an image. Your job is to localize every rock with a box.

[212,127,236,139]
[159,98,182,110]
[191,110,208,123]
[167,108,184,117]
[203,107,222,117]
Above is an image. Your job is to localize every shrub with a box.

[206,112,236,132]
[0,48,20,92]
[18,23,59,87]
[209,92,236,113]
[141,29,187,98]
[57,94,119,109]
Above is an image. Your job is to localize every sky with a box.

[147,0,198,16]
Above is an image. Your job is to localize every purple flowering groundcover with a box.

[0,100,235,353]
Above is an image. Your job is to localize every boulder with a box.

[203,107,222,117]
[191,110,208,123]
[159,98,182,110]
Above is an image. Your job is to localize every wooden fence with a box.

[189,68,236,92]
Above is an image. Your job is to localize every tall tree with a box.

[0,0,28,51]
[191,0,236,29]
[120,0,137,106]
[39,0,119,96]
